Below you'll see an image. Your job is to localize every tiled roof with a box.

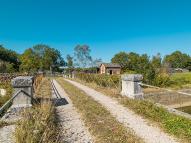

[100,63,121,68]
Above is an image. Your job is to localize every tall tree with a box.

[66,54,73,68]
[111,52,128,70]
[74,45,92,68]
[92,58,102,67]
[19,48,40,72]
[20,44,65,72]
[163,51,191,69]
[0,45,20,72]
[151,53,162,69]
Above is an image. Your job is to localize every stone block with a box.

[121,74,143,99]
[11,76,34,107]
[0,89,6,96]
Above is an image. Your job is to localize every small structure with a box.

[100,63,121,75]
[121,74,143,99]
[11,76,34,108]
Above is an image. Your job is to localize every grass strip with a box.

[14,77,60,143]
[73,78,191,142]
[57,78,143,143]
[35,77,52,98]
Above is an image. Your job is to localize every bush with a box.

[153,73,171,87]
[75,73,120,88]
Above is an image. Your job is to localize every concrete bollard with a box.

[121,74,143,99]
[11,76,34,108]
[0,89,6,96]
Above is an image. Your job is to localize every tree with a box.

[66,54,73,68]
[163,51,191,69]
[19,48,40,72]
[91,58,102,67]
[74,45,92,68]
[20,44,65,72]
[111,52,128,70]
[151,53,162,69]
[0,45,20,72]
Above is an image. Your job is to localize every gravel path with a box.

[0,125,15,143]
[52,80,93,143]
[65,79,179,143]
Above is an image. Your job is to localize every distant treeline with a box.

[111,51,191,86]
[112,51,191,72]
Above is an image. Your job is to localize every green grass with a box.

[119,98,191,142]
[57,78,142,143]
[169,72,191,88]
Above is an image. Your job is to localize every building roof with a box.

[100,63,121,68]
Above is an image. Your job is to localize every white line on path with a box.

[52,80,93,143]
[65,79,179,143]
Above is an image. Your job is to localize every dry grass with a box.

[57,78,143,143]
[14,103,60,143]
[14,77,60,143]
[0,82,13,107]
[0,121,10,128]
[35,77,52,98]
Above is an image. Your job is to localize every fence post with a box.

[121,74,143,99]
[11,76,34,108]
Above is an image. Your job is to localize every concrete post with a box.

[71,71,76,79]
[11,76,34,107]
[121,74,143,99]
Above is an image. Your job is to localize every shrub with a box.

[75,73,120,88]
[153,73,171,87]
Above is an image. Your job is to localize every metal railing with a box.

[0,89,37,117]
[0,90,21,116]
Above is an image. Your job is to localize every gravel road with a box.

[0,125,15,143]
[65,79,179,143]
[52,80,93,143]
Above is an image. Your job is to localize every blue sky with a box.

[0,0,191,62]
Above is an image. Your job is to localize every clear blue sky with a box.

[0,0,191,62]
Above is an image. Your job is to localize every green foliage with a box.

[0,45,20,72]
[66,54,73,68]
[20,44,65,72]
[151,53,162,68]
[19,48,41,72]
[163,51,191,69]
[111,52,128,71]
[76,73,120,88]
[74,45,92,68]
[153,73,171,87]
[169,73,191,88]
